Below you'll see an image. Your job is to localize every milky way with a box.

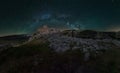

[0,0,119,36]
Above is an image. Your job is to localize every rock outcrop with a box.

[28,26,120,61]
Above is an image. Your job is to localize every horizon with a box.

[0,27,119,37]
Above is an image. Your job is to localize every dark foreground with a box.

[0,42,120,73]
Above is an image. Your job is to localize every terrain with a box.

[0,28,120,73]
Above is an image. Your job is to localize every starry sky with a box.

[0,0,119,36]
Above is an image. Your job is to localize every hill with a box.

[0,34,30,46]
[0,28,120,73]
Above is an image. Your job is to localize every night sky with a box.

[0,0,119,36]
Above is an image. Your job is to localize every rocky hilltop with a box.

[28,26,120,61]
[0,26,120,73]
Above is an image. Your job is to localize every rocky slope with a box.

[0,27,120,73]
[28,28,120,60]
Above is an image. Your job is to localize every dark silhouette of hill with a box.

[62,30,118,39]
[0,34,30,40]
